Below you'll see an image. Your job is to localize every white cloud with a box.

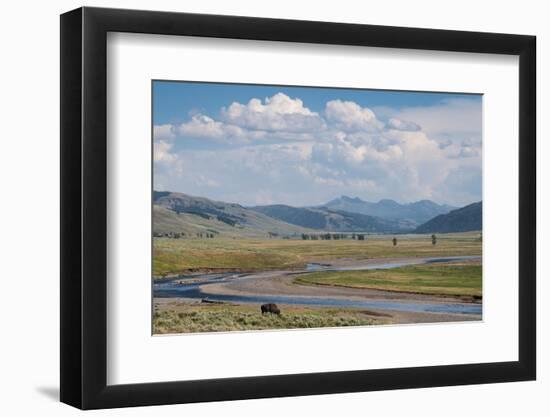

[392,98,482,139]
[153,140,176,163]
[154,93,482,206]
[195,175,220,188]
[442,142,482,159]
[387,118,421,132]
[309,127,457,203]
[153,124,176,141]
[177,114,266,143]
[156,93,328,144]
[221,93,325,132]
[324,100,384,132]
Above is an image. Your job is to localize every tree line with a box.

[301,233,366,240]
[153,231,441,244]
[300,233,439,245]
[153,231,216,239]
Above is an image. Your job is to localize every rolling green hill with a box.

[414,202,482,233]
[153,192,316,238]
[249,204,415,232]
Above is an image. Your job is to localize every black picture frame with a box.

[60,6,536,410]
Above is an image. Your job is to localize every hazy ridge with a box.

[414,202,482,233]
[322,195,455,224]
[153,191,480,237]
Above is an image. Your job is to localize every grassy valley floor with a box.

[153,232,482,333]
[153,302,387,334]
[153,231,482,277]
[293,262,482,301]
[153,299,480,334]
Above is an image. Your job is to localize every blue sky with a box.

[153,81,482,207]
[153,82,476,126]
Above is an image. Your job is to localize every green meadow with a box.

[153,231,482,277]
[294,264,482,298]
[153,303,386,334]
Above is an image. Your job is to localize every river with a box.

[153,256,482,316]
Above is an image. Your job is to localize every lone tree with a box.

[431,234,437,245]
[392,237,397,246]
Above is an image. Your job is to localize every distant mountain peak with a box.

[378,198,399,206]
[250,204,412,233]
[340,195,364,203]
[414,201,482,234]
[322,195,456,225]
[412,199,439,208]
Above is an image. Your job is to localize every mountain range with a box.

[249,204,415,233]
[413,202,482,233]
[153,191,316,237]
[153,191,481,237]
[322,195,456,225]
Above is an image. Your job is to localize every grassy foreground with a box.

[294,263,482,298]
[153,303,386,334]
[153,232,481,277]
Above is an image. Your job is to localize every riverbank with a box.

[153,298,479,334]
[153,232,482,277]
[199,259,481,304]
[153,302,384,333]
[153,255,483,333]
[294,263,482,301]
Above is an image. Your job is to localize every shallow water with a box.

[306,255,480,272]
[153,256,482,316]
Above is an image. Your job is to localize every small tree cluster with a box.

[153,231,185,239]
[300,233,367,241]
[196,232,215,238]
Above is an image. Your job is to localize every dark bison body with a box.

[261,303,281,315]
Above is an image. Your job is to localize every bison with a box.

[261,303,281,315]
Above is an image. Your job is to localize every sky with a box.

[153,81,482,207]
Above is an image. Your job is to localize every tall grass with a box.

[153,232,482,277]
[294,264,482,297]
[153,305,381,334]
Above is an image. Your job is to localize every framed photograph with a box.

[60,6,536,409]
